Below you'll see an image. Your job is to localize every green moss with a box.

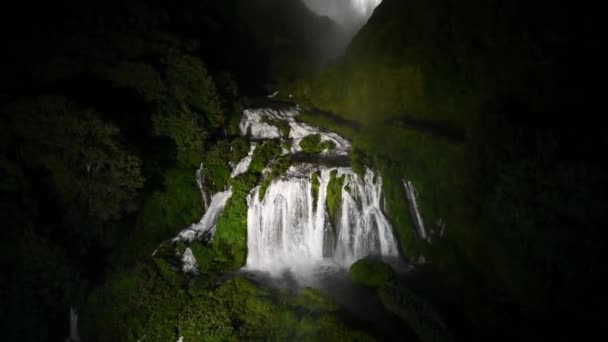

[179,295,235,341]
[311,172,320,205]
[349,258,394,288]
[212,172,258,270]
[83,269,375,342]
[321,140,336,151]
[189,241,219,274]
[288,287,338,313]
[229,137,250,165]
[213,278,375,341]
[259,154,292,201]
[351,149,371,177]
[326,170,345,224]
[259,178,271,201]
[299,134,336,154]
[250,140,282,173]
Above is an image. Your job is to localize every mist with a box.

[302,0,381,33]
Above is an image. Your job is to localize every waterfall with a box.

[176,104,401,278]
[65,307,80,342]
[402,179,430,243]
[245,164,399,275]
[239,107,351,155]
[181,247,198,273]
[174,188,233,242]
[196,163,210,211]
[231,143,257,178]
[174,143,257,244]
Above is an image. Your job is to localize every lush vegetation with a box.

[80,255,375,341]
[1,0,602,340]
[1,1,346,339]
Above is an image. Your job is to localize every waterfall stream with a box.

[245,165,399,276]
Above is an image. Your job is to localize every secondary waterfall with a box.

[245,164,399,275]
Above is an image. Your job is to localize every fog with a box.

[302,0,381,33]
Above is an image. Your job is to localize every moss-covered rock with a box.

[250,140,282,173]
[299,134,336,153]
[229,137,250,165]
[349,258,394,287]
[299,134,322,153]
[259,154,292,201]
[326,170,345,224]
[212,172,258,270]
[311,171,320,205]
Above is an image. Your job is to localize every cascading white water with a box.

[231,143,257,178]
[239,107,351,155]
[245,164,399,275]
[402,179,430,243]
[65,307,80,342]
[181,247,198,273]
[174,188,233,242]
[174,143,257,244]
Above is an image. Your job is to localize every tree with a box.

[5,96,144,222]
